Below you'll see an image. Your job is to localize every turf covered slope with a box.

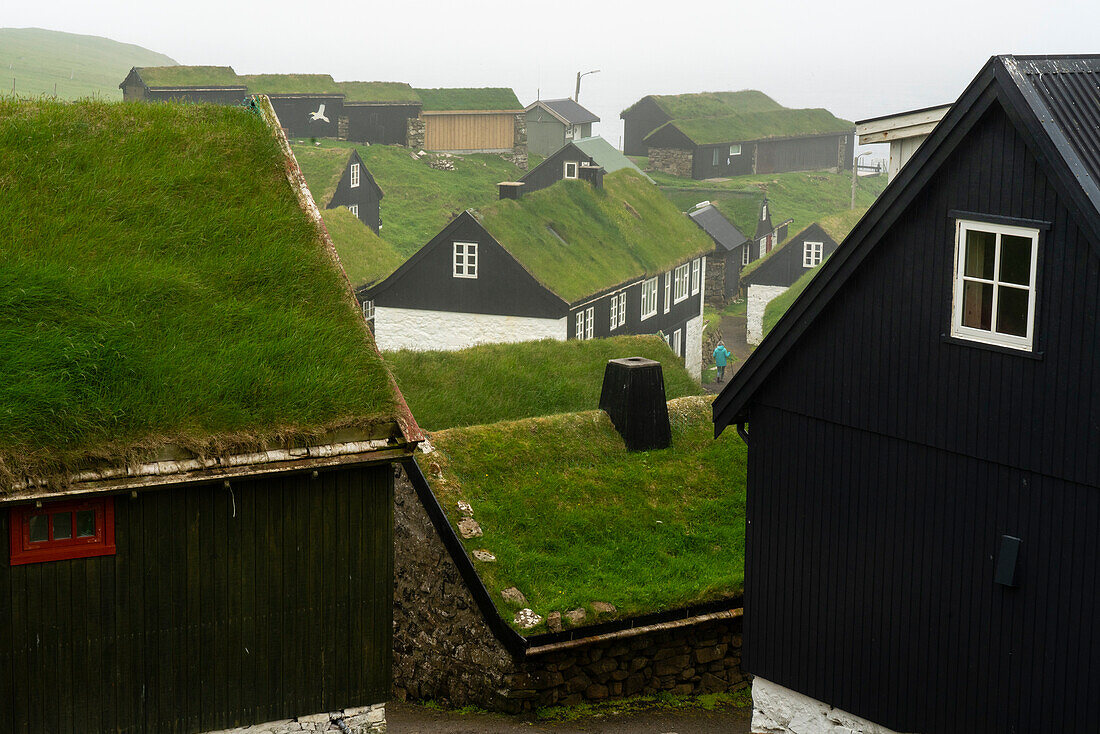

[0,27,176,100]
[476,170,714,303]
[0,99,397,485]
[419,396,747,633]
[387,335,702,431]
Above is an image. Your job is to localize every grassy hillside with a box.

[387,335,703,431]
[420,396,747,633]
[1,27,176,99]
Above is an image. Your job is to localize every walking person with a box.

[713,341,732,383]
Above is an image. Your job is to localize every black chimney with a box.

[599,357,671,451]
[579,163,605,189]
[498,181,525,200]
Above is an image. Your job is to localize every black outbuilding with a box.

[326,150,384,233]
[687,204,749,305]
[739,222,838,290]
[712,55,1100,734]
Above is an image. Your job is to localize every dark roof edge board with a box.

[712,55,1100,436]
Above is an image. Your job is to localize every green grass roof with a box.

[648,107,854,145]
[241,73,341,95]
[476,170,713,302]
[0,99,397,485]
[419,395,747,634]
[644,90,783,119]
[387,335,702,430]
[321,207,405,287]
[338,81,420,103]
[136,65,242,88]
[415,87,521,111]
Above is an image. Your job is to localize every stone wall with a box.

[705,251,728,308]
[508,112,529,170]
[373,307,568,352]
[202,705,386,734]
[746,284,788,346]
[406,117,426,150]
[649,147,694,178]
[751,678,908,734]
[393,465,747,714]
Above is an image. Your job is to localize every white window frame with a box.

[361,299,374,320]
[349,163,360,188]
[453,241,478,279]
[585,307,594,339]
[950,218,1040,351]
[617,292,626,328]
[712,148,721,166]
[664,272,672,313]
[759,238,767,259]
[729,144,741,156]
[564,161,579,179]
[610,293,618,330]
[803,241,823,268]
[347,204,359,218]
[674,263,690,303]
[761,203,768,221]
[673,328,682,357]
[742,244,751,266]
[691,258,701,295]
[576,311,585,339]
[640,277,658,320]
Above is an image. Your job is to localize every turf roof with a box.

[241,73,342,95]
[475,169,713,303]
[0,99,398,486]
[321,207,406,287]
[415,87,522,111]
[136,65,243,88]
[648,107,854,145]
[338,81,421,103]
[629,90,783,119]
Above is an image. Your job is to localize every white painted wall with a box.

[752,678,914,734]
[374,307,568,352]
[684,313,704,381]
[746,284,788,346]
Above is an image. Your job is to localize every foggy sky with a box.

[9,0,1099,151]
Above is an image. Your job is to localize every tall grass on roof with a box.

[0,99,395,484]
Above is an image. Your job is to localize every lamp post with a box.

[851,151,872,209]
[574,69,600,102]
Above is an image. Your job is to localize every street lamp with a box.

[851,151,873,209]
[574,69,600,102]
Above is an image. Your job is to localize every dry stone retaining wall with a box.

[649,147,694,177]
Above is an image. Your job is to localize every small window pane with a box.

[29,514,49,543]
[964,229,996,279]
[996,285,1030,337]
[52,512,72,540]
[76,510,96,538]
[999,234,1033,285]
[961,280,993,330]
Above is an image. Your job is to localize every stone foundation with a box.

[705,251,728,307]
[649,147,694,178]
[406,118,426,150]
[508,112,528,170]
[393,465,746,714]
[746,284,788,346]
[203,705,386,734]
[752,678,910,734]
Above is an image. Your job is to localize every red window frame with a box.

[9,497,116,565]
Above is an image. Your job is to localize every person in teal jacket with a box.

[713,341,732,382]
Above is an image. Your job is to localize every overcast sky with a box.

[8,0,1100,151]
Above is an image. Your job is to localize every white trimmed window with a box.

[759,238,767,258]
[362,299,374,320]
[564,161,579,179]
[617,292,626,327]
[610,294,618,330]
[742,244,750,266]
[348,204,359,218]
[664,273,671,313]
[453,241,478,278]
[729,144,741,156]
[575,311,585,339]
[691,258,701,295]
[640,277,658,320]
[673,328,682,357]
[803,241,823,268]
[951,219,1039,351]
[674,263,690,303]
[350,163,360,188]
[712,148,721,166]
[585,307,594,339]
[761,203,768,221]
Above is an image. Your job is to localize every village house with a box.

[337,81,423,145]
[323,149,384,233]
[687,203,750,306]
[411,87,527,165]
[360,169,713,377]
[713,54,1100,734]
[120,65,247,104]
[523,97,600,156]
[621,90,854,179]
[0,96,422,734]
[517,135,650,194]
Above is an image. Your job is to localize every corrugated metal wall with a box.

[424,113,514,151]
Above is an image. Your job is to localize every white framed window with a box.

[761,203,768,221]
[617,292,626,327]
[349,163,360,188]
[564,161,579,179]
[585,307,594,339]
[575,311,585,339]
[674,263,690,303]
[712,148,721,166]
[640,277,658,320]
[950,219,1039,351]
[610,293,618,330]
[803,241,823,268]
[664,273,671,313]
[453,241,478,279]
[673,328,682,357]
[729,144,741,156]
[759,238,767,258]
[348,204,359,218]
[691,258,701,295]
[742,244,750,266]
[362,299,374,320]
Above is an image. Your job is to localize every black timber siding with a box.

[741,224,838,288]
[691,143,756,179]
[755,133,851,175]
[345,104,421,145]
[327,150,383,233]
[621,97,670,156]
[741,102,1100,732]
[270,96,344,139]
[0,464,394,734]
[367,213,568,319]
[519,143,594,193]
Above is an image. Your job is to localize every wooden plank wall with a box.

[424,113,513,151]
[0,465,393,734]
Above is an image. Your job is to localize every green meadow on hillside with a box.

[0,27,176,99]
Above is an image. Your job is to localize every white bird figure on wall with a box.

[310,103,329,123]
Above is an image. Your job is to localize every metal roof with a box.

[572,137,651,180]
[688,204,748,251]
[528,98,600,125]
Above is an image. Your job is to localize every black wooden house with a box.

[740,222,838,291]
[518,136,650,194]
[326,149,384,233]
[687,203,749,305]
[120,66,248,104]
[338,82,423,145]
[713,55,1100,734]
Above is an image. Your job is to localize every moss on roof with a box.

[419,395,747,634]
[292,143,352,204]
[415,87,521,111]
[646,89,783,119]
[241,73,341,95]
[322,207,405,287]
[338,81,421,103]
[136,65,242,88]
[476,170,713,302]
[648,108,854,145]
[0,99,397,485]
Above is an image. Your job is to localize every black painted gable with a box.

[520,143,593,194]
[740,223,837,288]
[327,150,384,233]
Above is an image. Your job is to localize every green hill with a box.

[0,27,176,100]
